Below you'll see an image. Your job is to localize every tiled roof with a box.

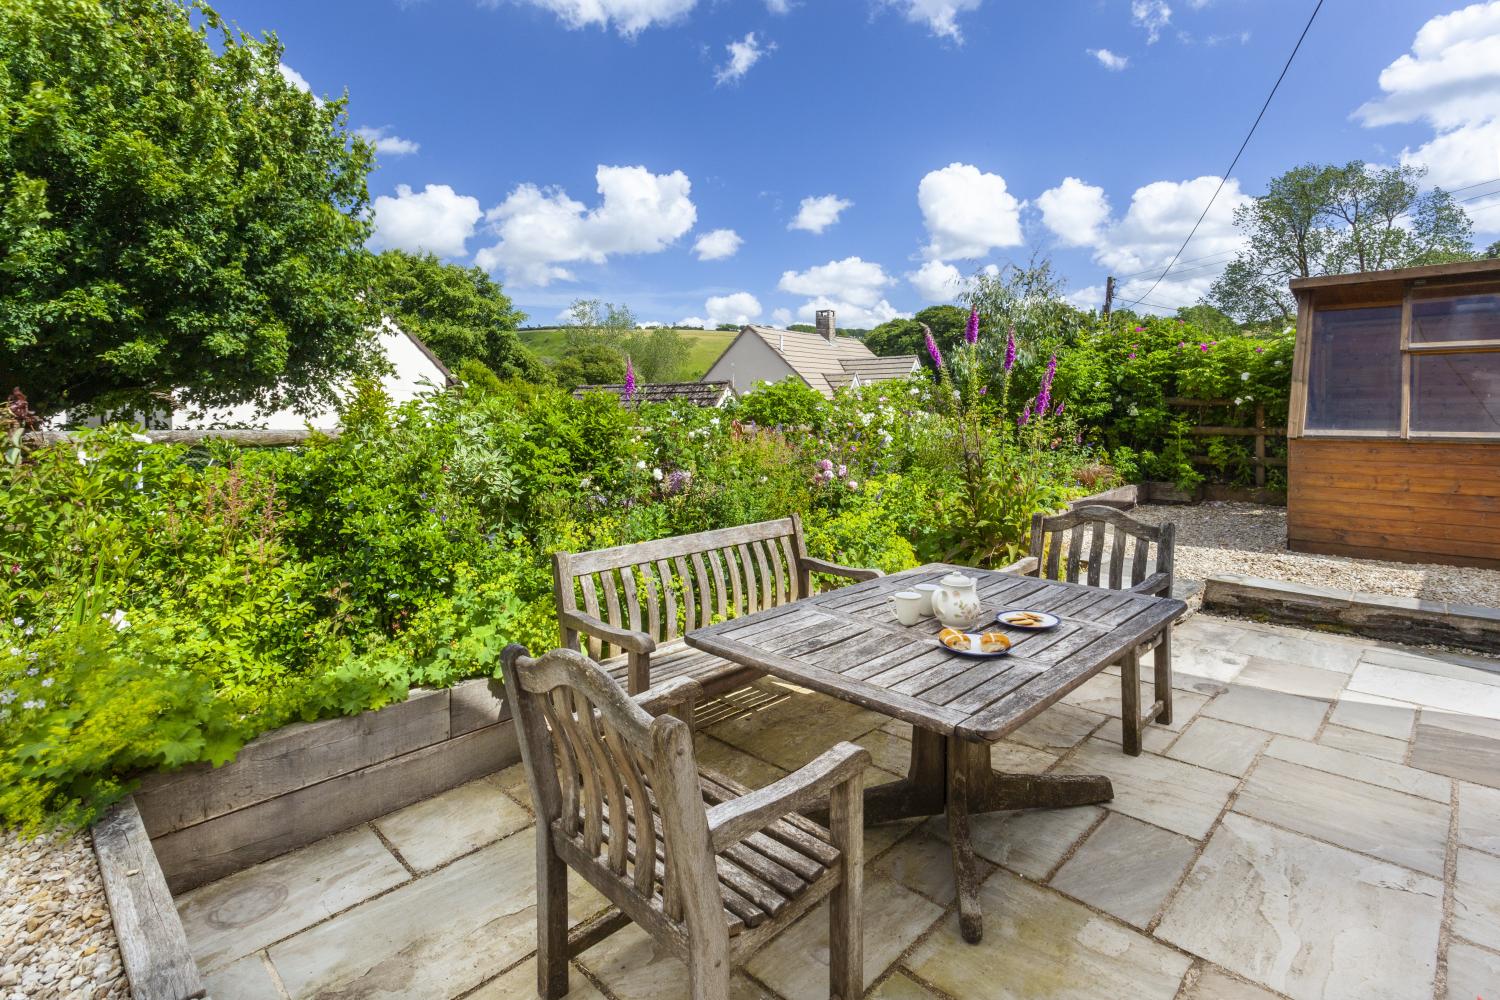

[573,380,734,407]
[741,327,918,397]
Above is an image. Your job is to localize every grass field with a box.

[518,327,739,381]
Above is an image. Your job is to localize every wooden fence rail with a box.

[1165,397,1286,487]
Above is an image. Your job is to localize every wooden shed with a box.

[1286,260,1500,569]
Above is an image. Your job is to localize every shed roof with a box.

[1290,259,1500,293]
[737,326,919,396]
[573,380,734,407]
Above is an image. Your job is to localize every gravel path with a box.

[1132,501,1500,608]
[1,829,127,1000]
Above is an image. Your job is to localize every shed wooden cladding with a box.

[1286,260,1500,568]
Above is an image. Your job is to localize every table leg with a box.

[947,736,984,943]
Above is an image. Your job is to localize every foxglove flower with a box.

[964,308,979,345]
[1019,401,1032,426]
[925,329,943,370]
[1004,327,1017,372]
[1035,353,1057,416]
[622,357,636,401]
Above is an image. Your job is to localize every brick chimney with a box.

[815,309,836,343]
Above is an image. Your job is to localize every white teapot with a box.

[930,572,984,628]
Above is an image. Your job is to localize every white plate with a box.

[939,633,1012,658]
[996,609,1061,630]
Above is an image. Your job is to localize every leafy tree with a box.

[367,251,547,382]
[1210,162,1475,324]
[715,323,739,331]
[623,327,688,383]
[552,345,626,390]
[1173,304,1240,338]
[1484,240,1500,259]
[961,254,1090,374]
[0,0,377,418]
[867,306,968,358]
[563,299,635,351]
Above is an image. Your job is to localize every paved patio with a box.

[175,614,1500,1000]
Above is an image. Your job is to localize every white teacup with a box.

[890,590,924,626]
[913,582,942,617]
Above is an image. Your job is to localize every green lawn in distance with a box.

[518,328,739,381]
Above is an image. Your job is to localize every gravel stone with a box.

[0,827,127,1000]
[1132,502,1500,609]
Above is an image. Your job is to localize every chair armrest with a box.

[998,555,1039,576]
[1127,572,1171,597]
[632,676,701,719]
[705,743,871,852]
[798,556,883,583]
[559,608,656,655]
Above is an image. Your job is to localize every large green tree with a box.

[866,306,968,358]
[0,0,377,417]
[1210,162,1475,324]
[367,250,546,382]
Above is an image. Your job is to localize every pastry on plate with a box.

[938,627,969,650]
[977,631,1012,653]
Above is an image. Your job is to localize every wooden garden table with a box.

[686,563,1186,943]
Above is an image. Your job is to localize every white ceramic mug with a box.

[890,590,924,626]
[913,582,941,617]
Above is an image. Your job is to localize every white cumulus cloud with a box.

[1037,177,1112,247]
[677,316,707,328]
[693,228,743,260]
[917,163,1023,260]
[779,256,905,328]
[475,165,697,286]
[906,260,963,302]
[278,63,312,93]
[1132,0,1171,43]
[789,194,853,233]
[355,126,420,157]
[370,183,483,258]
[705,292,763,326]
[498,0,696,36]
[1089,48,1129,70]
[888,0,984,41]
[716,32,773,85]
[1354,1,1500,230]
[771,307,793,326]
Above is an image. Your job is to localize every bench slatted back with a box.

[1028,505,1175,593]
[502,647,709,925]
[557,518,805,660]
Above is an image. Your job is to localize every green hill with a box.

[518,327,739,382]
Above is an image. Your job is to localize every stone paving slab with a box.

[1200,684,1330,739]
[1263,736,1450,801]
[374,772,531,871]
[1348,662,1500,720]
[1444,942,1500,1000]
[1157,812,1442,1000]
[578,921,775,1000]
[1167,717,1270,777]
[1410,713,1500,789]
[1458,782,1500,856]
[1315,724,1407,762]
[1177,967,1284,1000]
[1326,694,1417,740]
[906,870,1193,1000]
[1453,848,1500,951]
[1054,738,1239,839]
[1233,756,1450,876]
[199,953,281,1000]
[175,824,410,973]
[1049,813,1198,929]
[923,804,1104,879]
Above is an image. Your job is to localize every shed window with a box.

[1410,284,1500,344]
[1410,351,1500,433]
[1304,306,1402,432]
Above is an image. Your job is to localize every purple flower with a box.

[979,386,988,396]
[1179,341,1187,348]
[1127,352,1137,359]
[1199,344,1210,352]
[622,357,636,401]
[818,458,833,472]
[1019,402,1031,427]
[1034,353,1057,416]
[1133,325,1144,332]
[1056,402,1065,416]
[964,308,980,345]
[925,329,943,370]
[1255,346,1265,353]
[1004,327,1017,372]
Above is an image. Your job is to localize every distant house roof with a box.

[573,380,735,407]
[736,326,919,396]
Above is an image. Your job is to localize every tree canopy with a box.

[367,250,546,382]
[1210,161,1475,324]
[1,0,378,417]
[866,306,968,358]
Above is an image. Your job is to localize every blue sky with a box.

[223,0,1500,326]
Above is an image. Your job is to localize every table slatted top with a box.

[686,564,1186,742]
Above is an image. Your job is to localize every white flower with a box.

[1234,397,1244,406]
[130,433,152,444]
[1127,403,1139,417]
[105,609,130,631]
[908,388,919,396]
[7,647,18,656]
[1240,371,1250,381]
[635,460,646,470]
[22,699,44,711]
[652,468,663,481]
[709,417,720,426]
[40,677,52,688]
[0,691,14,705]
[1282,326,1293,335]
[76,448,90,465]
[846,480,859,490]
[1272,360,1282,367]
[579,476,592,488]
[11,617,22,627]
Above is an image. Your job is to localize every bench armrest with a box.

[632,676,701,719]
[1127,572,1171,597]
[798,556,883,583]
[998,555,1039,576]
[559,608,656,655]
[705,743,870,852]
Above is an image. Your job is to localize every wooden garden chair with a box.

[552,514,883,698]
[1010,505,1178,755]
[499,643,871,1000]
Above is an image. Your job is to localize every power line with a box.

[1446,176,1500,195]
[1123,0,1325,310]
[1114,250,1239,280]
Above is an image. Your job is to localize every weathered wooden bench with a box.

[1013,505,1178,754]
[552,514,883,697]
[500,644,871,1000]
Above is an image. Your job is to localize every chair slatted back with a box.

[1028,505,1175,594]
[556,518,806,661]
[501,646,709,924]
